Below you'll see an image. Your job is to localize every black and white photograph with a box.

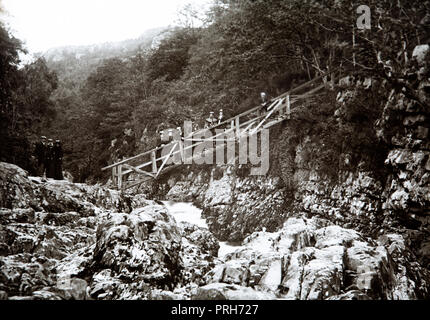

[0,0,429,309]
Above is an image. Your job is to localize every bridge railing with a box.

[101,68,342,190]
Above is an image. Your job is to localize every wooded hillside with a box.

[1,0,428,182]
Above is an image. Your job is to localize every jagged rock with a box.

[327,290,371,300]
[0,290,8,300]
[0,162,131,215]
[87,204,183,298]
[204,174,233,206]
[201,217,429,300]
[412,44,430,66]
[158,168,287,242]
[55,278,88,300]
[32,289,62,300]
[0,162,222,300]
[0,163,40,209]
[150,289,183,300]
[0,209,35,224]
[192,283,276,300]
[180,222,219,256]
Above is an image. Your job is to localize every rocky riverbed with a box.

[1,161,429,300]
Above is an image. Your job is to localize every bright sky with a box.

[0,0,210,53]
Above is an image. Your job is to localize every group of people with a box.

[34,136,64,180]
[204,109,223,129]
[151,92,273,168]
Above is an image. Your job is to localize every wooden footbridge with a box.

[102,69,342,190]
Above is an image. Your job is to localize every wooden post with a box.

[279,99,284,117]
[117,165,123,190]
[178,140,184,162]
[231,120,235,130]
[235,116,240,139]
[286,94,291,119]
[151,151,157,174]
[112,166,117,186]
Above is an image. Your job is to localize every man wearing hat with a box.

[53,140,64,180]
[260,92,273,111]
[34,136,47,177]
[218,109,223,125]
[205,112,216,129]
[46,139,55,178]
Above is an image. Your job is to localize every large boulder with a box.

[0,162,131,215]
[87,203,183,299]
[201,217,430,300]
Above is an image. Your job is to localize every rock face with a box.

[87,205,183,299]
[151,166,287,242]
[0,162,131,215]
[198,217,429,300]
[0,163,117,299]
[0,162,219,300]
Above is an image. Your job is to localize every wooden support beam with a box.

[251,98,284,135]
[240,120,257,138]
[156,143,177,178]
[102,69,344,180]
[123,176,153,191]
[112,166,117,185]
[123,164,155,178]
[151,151,157,174]
[102,68,340,173]
[178,140,184,162]
[117,165,123,190]
[279,99,285,116]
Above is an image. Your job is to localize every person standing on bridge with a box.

[168,128,174,142]
[205,112,216,129]
[176,127,183,139]
[260,92,273,112]
[218,109,223,125]
[159,130,164,142]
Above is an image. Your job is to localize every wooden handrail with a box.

[102,67,341,173]
[120,112,273,176]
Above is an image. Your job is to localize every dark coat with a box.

[35,142,45,165]
[53,144,64,180]
[45,144,56,178]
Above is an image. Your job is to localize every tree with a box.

[147,28,201,82]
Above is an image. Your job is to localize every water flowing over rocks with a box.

[1,157,429,300]
[0,162,219,300]
[152,166,288,242]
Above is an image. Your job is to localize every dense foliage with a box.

[1,0,428,182]
[0,23,58,173]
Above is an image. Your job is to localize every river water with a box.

[162,201,242,257]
